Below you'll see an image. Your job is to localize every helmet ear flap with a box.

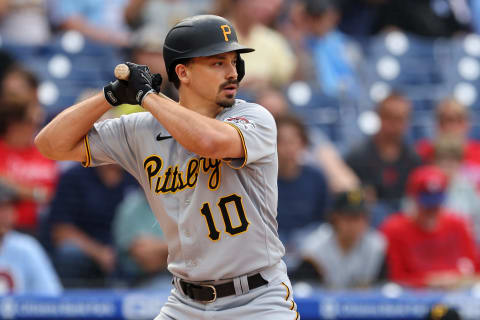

[236,55,245,83]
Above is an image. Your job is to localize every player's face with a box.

[334,214,368,244]
[189,52,239,108]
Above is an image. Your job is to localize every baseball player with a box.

[35,15,298,319]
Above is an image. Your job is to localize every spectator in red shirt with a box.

[380,165,479,289]
[0,67,58,235]
[416,98,480,165]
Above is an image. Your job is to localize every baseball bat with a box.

[114,63,130,81]
[114,63,174,102]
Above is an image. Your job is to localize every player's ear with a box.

[175,64,190,86]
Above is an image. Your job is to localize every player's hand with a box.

[152,72,163,93]
[103,64,162,106]
[104,79,135,106]
[124,62,158,106]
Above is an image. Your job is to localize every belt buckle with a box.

[201,284,217,303]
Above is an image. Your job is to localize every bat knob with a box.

[114,64,130,80]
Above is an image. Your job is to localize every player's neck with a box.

[179,92,223,118]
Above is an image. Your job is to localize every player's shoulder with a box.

[232,98,262,110]
[226,99,275,121]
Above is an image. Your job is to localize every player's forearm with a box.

[35,93,111,161]
[142,94,243,159]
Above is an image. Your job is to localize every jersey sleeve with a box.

[83,115,141,179]
[223,103,277,169]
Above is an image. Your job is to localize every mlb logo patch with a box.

[226,117,255,129]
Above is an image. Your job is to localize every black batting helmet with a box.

[163,15,254,84]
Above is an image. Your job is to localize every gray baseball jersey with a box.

[300,224,385,288]
[83,99,285,281]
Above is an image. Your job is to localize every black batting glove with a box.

[103,70,162,107]
[152,73,163,93]
[124,62,157,106]
[104,79,137,106]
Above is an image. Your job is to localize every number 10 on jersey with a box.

[200,194,250,241]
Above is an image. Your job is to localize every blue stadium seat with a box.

[0,35,126,119]
[286,82,366,150]
[440,34,480,110]
[358,32,451,142]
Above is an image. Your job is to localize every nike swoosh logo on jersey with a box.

[156,133,173,141]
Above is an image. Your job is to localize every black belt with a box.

[179,273,268,303]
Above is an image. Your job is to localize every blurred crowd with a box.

[2,0,480,300]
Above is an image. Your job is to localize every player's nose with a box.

[226,61,238,80]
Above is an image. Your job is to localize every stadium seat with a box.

[0,34,126,119]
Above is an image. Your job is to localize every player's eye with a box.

[213,61,223,66]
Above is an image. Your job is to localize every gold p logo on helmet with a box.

[220,25,231,42]
[347,190,363,205]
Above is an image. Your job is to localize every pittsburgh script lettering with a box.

[143,155,222,194]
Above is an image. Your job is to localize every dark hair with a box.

[168,58,192,89]
[275,113,309,146]
[0,65,39,106]
[376,91,410,114]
